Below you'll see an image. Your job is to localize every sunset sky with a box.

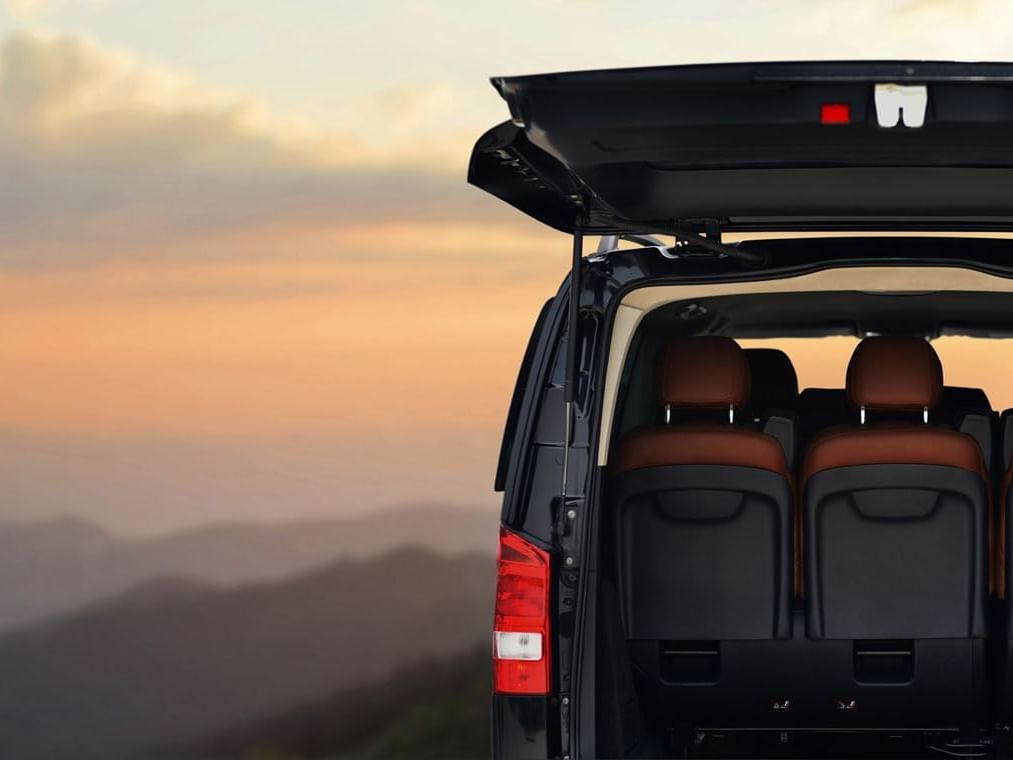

[3,1,1013,532]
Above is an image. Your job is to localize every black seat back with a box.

[744,348,798,415]
[612,337,794,642]
[801,337,990,641]
[745,348,800,469]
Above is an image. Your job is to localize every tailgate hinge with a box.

[675,217,723,244]
[555,495,583,581]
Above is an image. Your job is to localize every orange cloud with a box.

[0,221,564,439]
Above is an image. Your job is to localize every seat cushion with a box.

[611,423,789,477]
[801,425,988,485]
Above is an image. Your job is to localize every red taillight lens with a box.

[493,528,551,694]
[820,102,851,125]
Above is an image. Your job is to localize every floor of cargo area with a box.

[665,728,1001,759]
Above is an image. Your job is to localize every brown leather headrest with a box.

[846,336,943,412]
[659,337,750,409]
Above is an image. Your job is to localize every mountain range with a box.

[192,647,490,759]
[0,506,497,629]
[0,546,495,759]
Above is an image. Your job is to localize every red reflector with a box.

[493,528,551,694]
[820,103,851,125]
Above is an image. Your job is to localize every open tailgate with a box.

[468,61,1013,234]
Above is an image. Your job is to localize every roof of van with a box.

[467,61,1013,235]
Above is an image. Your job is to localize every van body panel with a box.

[492,694,552,760]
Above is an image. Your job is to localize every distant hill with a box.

[0,547,494,759]
[193,647,490,760]
[0,506,497,629]
[84,575,219,615]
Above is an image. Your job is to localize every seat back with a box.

[612,337,794,641]
[744,348,799,415]
[997,409,1013,598]
[802,337,989,640]
[797,387,851,452]
[745,348,800,469]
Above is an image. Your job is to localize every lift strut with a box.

[561,225,583,499]
[556,222,587,760]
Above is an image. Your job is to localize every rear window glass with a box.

[739,337,859,391]
[933,337,1013,410]
[742,336,1013,410]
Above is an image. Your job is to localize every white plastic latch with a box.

[874,83,928,128]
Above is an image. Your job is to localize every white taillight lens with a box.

[494,631,543,661]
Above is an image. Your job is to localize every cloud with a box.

[0,29,475,170]
[612,0,1013,63]
[4,0,120,20]
[0,160,509,257]
[23,0,1013,272]
[0,30,336,169]
[0,30,521,267]
[4,0,46,18]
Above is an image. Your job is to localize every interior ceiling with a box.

[643,290,1013,339]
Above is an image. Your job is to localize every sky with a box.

[3,0,1013,532]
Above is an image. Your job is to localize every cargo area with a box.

[586,293,1013,758]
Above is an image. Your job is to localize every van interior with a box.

[593,290,1013,759]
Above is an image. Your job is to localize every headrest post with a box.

[860,406,866,425]
[728,404,734,424]
[664,404,671,424]
[923,406,929,424]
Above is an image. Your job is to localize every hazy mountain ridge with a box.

[0,505,497,629]
[192,647,490,760]
[0,546,495,759]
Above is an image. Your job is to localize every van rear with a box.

[472,62,1013,758]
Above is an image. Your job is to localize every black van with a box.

[474,62,1013,759]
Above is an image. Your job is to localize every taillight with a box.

[493,528,551,694]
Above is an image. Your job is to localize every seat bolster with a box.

[611,423,789,478]
[801,425,988,486]
[1001,466,1013,598]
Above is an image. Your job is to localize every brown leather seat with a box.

[611,423,789,477]
[803,424,987,485]
[803,337,986,484]
[612,337,789,478]
[801,336,990,640]
[611,337,795,642]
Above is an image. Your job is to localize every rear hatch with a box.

[468,60,1013,235]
